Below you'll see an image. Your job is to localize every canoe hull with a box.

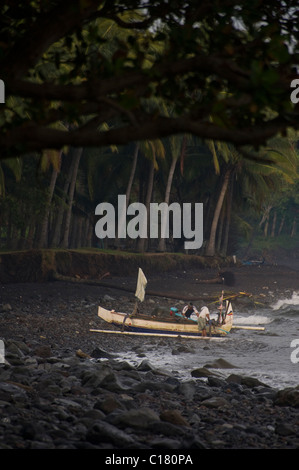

[97,303,233,337]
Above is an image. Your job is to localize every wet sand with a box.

[1,263,298,352]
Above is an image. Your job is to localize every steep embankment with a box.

[0,249,233,284]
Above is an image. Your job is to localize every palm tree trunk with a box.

[278,215,285,235]
[271,211,277,237]
[73,216,83,248]
[116,143,139,250]
[136,158,155,252]
[291,217,296,237]
[86,216,94,247]
[206,168,231,256]
[51,157,73,247]
[259,205,272,229]
[216,206,225,252]
[37,167,58,248]
[157,155,178,252]
[126,143,139,204]
[221,179,233,255]
[157,135,186,252]
[61,147,82,248]
[23,215,36,249]
[264,215,269,237]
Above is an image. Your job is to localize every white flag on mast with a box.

[135,268,147,302]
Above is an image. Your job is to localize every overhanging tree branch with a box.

[1,114,297,156]
[0,0,298,157]
[5,53,252,102]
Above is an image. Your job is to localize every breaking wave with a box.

[234,314,272,325]
[271,291,299,311]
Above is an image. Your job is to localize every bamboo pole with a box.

[89,329,225,340]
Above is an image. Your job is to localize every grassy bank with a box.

[0,248,234,284]
[238,234,299,263]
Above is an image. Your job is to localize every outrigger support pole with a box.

[122,299,139,331]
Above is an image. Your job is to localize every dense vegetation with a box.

[0,1,298,257]
[1,134,298,258]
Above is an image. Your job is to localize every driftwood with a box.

[51,271,219,301]
[52,271,258,304]
[195,271,235,287]
[197,278,223,284]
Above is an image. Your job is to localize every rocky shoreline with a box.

[0,337,299,450]
[1,264,299,450]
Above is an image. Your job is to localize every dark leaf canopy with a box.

[0,0,298,157]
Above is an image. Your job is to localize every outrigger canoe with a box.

[92,268,233,339]
[95,301,233,339]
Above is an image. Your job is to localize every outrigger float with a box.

[91,268,237,340]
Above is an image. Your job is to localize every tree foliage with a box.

[0,0,298,157]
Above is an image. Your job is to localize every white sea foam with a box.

[234,314,272,325]
[271,291,299,310]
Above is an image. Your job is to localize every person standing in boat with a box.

[182,302,199,321]
[182,303,211,336]
[197,306,211,337]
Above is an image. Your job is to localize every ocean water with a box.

[120,291,299,390]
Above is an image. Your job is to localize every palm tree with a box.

[157,134,188,252]
[36,149,62,248]
[0,158,22,197]
[125,143,139,206]
[206,167,232,256]
[205,136,299,256]
[0,158,22,249]
[61,146,83,248]
[136,138,166,252]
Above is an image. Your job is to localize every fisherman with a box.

[216,290,226,325]
[198,306,211,337]
[182,302,199,321]
[217,303,227,325]
[182,302,211,336]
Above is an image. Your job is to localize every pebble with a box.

[0,339,299,449]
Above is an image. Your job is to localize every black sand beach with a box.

[0,263,299,449]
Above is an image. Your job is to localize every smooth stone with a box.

[0,304,12,312]
[274,387,299,407]
[133,380,175,393]
[204,358,238,369]
[94,396,124,414]
[86,421,137,447]
[80,365,114,388]
[150,437,182,449]
[53,398,82,410]
[90,347,113,359]
[109,407,160,429]
[147,421,190,437]
[227,374,269,388]
[82,409,106,421]
[177,381,196,400]
[34,345,52,358]
[191,367,217,378]
[160,409,190,427]
[200,397,230,408]
[275,422,296,436]
[207,376,228,388]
